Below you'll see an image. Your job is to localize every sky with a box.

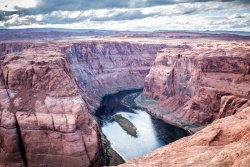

[0,0,250,31]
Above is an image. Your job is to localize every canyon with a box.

[120,37,250,166]
[120,106,250,167]
[0,31,249,167]
[141,41,250,132]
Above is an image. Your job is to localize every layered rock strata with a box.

[143,41,250,132]
[0,40,166,166]
[61,41,167,111]
[0,44,101,167]
[0,42,32,56]
[1,35,249,167]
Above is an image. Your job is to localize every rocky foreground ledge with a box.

[120,106,250,167]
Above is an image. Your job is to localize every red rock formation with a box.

[142,42,250,132]
[0,44,101,167]
[0,42,32,56]
[0,39,166,166]
[120,106,250,167]
[0,34,249,166]
[61,41,167,111]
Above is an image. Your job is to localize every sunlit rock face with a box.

[143,41,250,131]
[0,44,101,167]
[61,41,167,111]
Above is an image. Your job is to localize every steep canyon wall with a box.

[0,36,249,167]
[121,39,250,167]
[61,41,166,111]
[142,41,250,131]
[0,40,166,166]
[0,44,102,167]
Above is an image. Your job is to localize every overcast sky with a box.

[0,0,249,31]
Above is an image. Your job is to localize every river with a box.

[95,90,189,164]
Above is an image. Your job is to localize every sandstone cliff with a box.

[0,42,32,56]
[0,39,166,166]
[142,41,250,132]
[0,34,249,167]
[0,43,101,167]
[61,41,166,111]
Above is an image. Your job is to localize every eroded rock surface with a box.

[120,106,250,167]
[0,39,166,166]
[61,41,167,111]
[0,34,249,167]
[143,41,250,132]
[0,44,101,167]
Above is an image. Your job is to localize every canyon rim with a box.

[0,31,249,167]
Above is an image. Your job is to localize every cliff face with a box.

[0,44,101,167]
[0,42,32,56]
[1,35,249,167]
[0,40,166,166]
[61,41,166,111]
[121,41,250,167]
[143,42,250,131]
[120,106,250,167]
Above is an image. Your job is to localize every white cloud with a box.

[1,1,249,31]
